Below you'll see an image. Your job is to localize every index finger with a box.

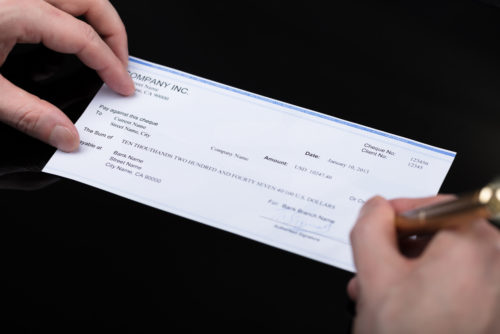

[17,1,134,95]
[45,0,130,66]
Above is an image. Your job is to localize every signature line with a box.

[259,216,350,245]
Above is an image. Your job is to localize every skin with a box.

[0,0,135,152]
[349,196,500,333]
[3,2,498,330]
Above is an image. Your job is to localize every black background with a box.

[1,0,500,332]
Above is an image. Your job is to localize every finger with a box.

[0,75,79,152]
[18,1,134,95]
[465,220,500,266]
[390,194,456,214]
[350,196,405,279]
[347,276,358,301]
[44,0,129,66]
[423,219,500,260]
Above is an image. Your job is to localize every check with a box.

[44,57,455,272]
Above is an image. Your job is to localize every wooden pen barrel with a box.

[396,180,500,237]
[396,204,491,237]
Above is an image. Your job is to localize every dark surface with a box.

[1,0,500,332]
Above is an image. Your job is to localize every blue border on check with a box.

[129,57,456,158]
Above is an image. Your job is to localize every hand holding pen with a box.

[396,177,500,237]
[348,181,500,333]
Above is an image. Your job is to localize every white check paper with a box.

[44,57,455,272]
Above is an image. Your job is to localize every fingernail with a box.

[49,125,78,152]
[126,78,135,95]
[121,71,135,96]
[120,78,135,96]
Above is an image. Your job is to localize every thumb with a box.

[0,75,79,152]
[350,196,405,282]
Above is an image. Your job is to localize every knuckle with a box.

[4,0,35,35]
[80,22,100,46]
[14,107,41,135]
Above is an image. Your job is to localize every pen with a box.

[396,178,500,237]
